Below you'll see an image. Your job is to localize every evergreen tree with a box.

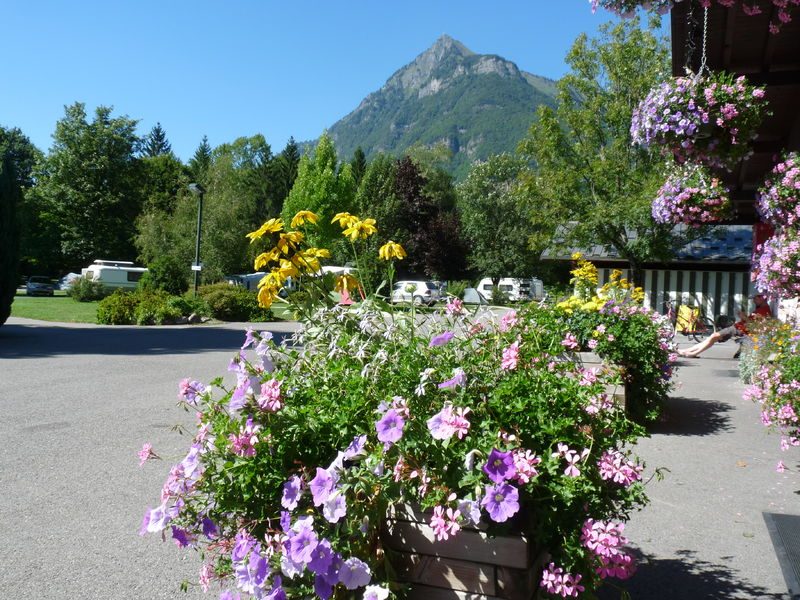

[275,136,300,203]
[188,135,212,185]
[0,153,21,326]
[142,122,172,157]
[350,146,367,186]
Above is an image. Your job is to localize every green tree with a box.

[517,19,674,285]
[274,136,300,204]
[457,154,537,284]
[350,146,367,186]
[141,153,187,213]
[0,153,21,326]
[281,133,355,251]
[32,103,143,269]
[142,122,172,157]
[188,135,212,185]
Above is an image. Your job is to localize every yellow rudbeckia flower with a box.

[335,273,359,293]
[254,248,281,271]
[278,259,300,280]
[276,231,305,255]
[343,218,377,241]
[246,218,284,243]
[257,285,281,309]
[332,212,358,229]
[290,210,319,228]
[378,241,407,261]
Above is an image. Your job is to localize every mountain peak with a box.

[429,34,474,58]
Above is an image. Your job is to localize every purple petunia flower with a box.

[309,467,336,506]
[279,511,291,532]
[481,482,520,523]
[235,549,269,596]
[242,328,257,350]
[344,434,367,460]
[429,331,455,347]
[322,492,347,523]
[231,530,257,563]
[178,378,206,406]
[338,557,371,589]
[307,539,335,574]
[482,448,517,483]
[375,409,405,444]
[281,475,302,511]
[314,574,334,600]
[438,367,467,390]
[288,525,318,564]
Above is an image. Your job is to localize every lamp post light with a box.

[188,183,205,296]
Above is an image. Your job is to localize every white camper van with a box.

[478,277,544,302]
[81,260,148,290]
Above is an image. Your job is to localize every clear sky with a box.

[1,1,653,162]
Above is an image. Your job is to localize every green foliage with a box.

[139,255,189,296]
[133,290,183,325]
[188,135,212,186]
[140,153,187,213]
[198,283,273,322]
[281,133,356,249]
[142,122,172,157]
[457,153,538,281]
[0,153,21,326]
[490,286,510,306]
[29,103,143,268]
[96,289,139,324]
[67,277,112,302]
[274,137,300,206]
[517,19,675,283]
[445,280,469,299]
[349,146,367,186]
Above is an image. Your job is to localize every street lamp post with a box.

[188,183,205,296]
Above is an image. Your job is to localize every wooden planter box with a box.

[383,504,548,600]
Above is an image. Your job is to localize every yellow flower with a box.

[246,218,284,243]
[335,273,359,293]
[332,212,358,229]
[571,252,583,261]
[259,270,286,290]
[278,259,300,280]
[276,231,305,255]
[378,241,407,261]
[257,285,281,309]
[343,218,377,241]
[290,210,319,228]
[254,248,281,271]
[309,247,331,259]
[292,250,321,275]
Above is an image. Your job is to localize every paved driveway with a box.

[0,317,297,599]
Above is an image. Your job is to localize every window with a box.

[127,271,143,282]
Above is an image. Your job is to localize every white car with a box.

[390,281,441,306]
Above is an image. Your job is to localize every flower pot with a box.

[383,503,549,600]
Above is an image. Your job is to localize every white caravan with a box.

[478,277,544,302]
[81,260,148,290]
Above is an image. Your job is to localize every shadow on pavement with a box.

[0,323,295,359]
[647,396,733,437]
[598,549,787,599]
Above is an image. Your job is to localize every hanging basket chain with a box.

[699,5,710,77]
[684,0,697,73]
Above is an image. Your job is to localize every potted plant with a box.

[757,151,800,228]
[651,163,732,225]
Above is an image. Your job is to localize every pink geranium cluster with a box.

[540,563,585,598]
[582,519,637,580]
[631,72,767,170]
[757,152,800,227]
[651,165,731,225]
[598,449,644,486]
[752,228,800,299]
[592,0,800,33]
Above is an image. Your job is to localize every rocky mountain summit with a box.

[323,35,557,179]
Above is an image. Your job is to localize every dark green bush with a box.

[134,290,182,325]
[445,280,469,300]
[96,290,139,324]
[167,294,210,318]
[490,286,510,306]
[140,255,189,296]
[68,277,112,302]
[198,283,273,322]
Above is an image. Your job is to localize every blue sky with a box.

[2,1,653,161]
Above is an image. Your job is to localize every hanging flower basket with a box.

[591,0,799,33]
[752,228,800,299]
[631,72,767,169]
[652,164,732,225]
[757,152,800,228]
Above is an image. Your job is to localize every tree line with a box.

[2,18,680,304]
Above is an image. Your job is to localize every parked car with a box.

[477,277,544,302]
[390,280,441,306]
[26,276,55,296]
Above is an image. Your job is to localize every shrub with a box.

[490,285,510,306]
[140,255,189,296]
[445,279,469,300]
[68,277,112,302]
[96,290,139,325]
[134,290,182,325]
[198,283,273,322]
[167,294,210,318]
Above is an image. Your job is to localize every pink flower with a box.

[427,403,471,440]
[501,341,520,371]
[499,310,518,332]
[512,449,541,484]
[777,460,787,473]
[430,505,461,540]
[256,378,283,412]
[138,442,158,466]
[561,333,579,350]
[445,298,464,316]
[587,339,599,350]
[228,417,260,457]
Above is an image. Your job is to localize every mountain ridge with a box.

[310,35,558,179]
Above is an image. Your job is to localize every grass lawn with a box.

[11,290,98,323]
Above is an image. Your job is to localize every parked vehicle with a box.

[80,260,147,290]
[226,272,266,291]
[477,277,544,302]
[26,276,55,296]
[57,272,81,290]
[390,280,441,306]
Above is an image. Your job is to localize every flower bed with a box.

[652,164,731,225]
[631,72,767,169]
[752,228,800,299]
[138,214,661,600]
[757,152,800,228]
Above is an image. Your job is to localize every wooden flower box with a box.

[383,503,548,600]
